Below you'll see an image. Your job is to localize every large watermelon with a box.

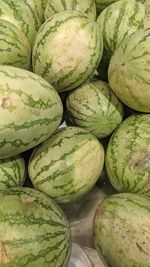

[0,65,63,159]
[97,0,145,68]
[105,114,150,195]
[0,0,41,46]
[66,80,124,138]
[32,10,103,92]
[108,27,150,112]
[45,0,96,20]
[0,155,26,190]
[0,19,31,69]
[94,193,150,267]
[28,126,104,203]
[0,187,71,267]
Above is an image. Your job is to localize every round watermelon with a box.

[28,126,105,203]
[94,193,150,267]
[32,10,103,92]
[108,27,150,112]
[66,80,124,138]
[106,114,150,195]
[0,187,71,266]
[45,0,96,20]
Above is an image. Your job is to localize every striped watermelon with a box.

[0,187,71,266]
[95,0,119,14]
[25,0,46,23]
[28,126,104,203]
[0,0,41,46]
[94,193,150,267]
[45,0,96,20]
[97,0,145,68]
[0,19,31,69]
[32,10,103,92]
[0,65,63,159]
[0,155,26,190]
[108,27,150,112]
[66,80,124,138]
[106,114,150,195]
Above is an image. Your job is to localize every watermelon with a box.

[0,0,41,46]
[105,114,150,195]
[0,65,63,159]
[0,19,31,69]
[0,187,71,267]
[0,155,26,190]
[108,27,150,112]
[94,193,150,267]
[66,80,124,139]
[32,10,103,92]
[28,126,105,203]
[25,0,46,23]
[45,0,96,20]
[97,0,145,69]
[95,0,119,14]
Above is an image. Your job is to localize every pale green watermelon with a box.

[95,0,119,14]
[0,19,31,69]
[45,0,96,20]
[106,114,150,195]
[25,0,46,23]
[32,10,103,92]
[0,187,71,267]
[0,65,63,159]
[94,193,150,267]
[28,126,105,203]
[0,155,26,190]
[108,27,150,112]
[66,80,124,138]
[0,0,41,46]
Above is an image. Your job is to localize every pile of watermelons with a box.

[0,0,149,266]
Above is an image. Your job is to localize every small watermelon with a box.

[45,0,96,20]
[28,126,105,203]
[32,10,103,92]
[94,193,150,267]
[66,80,124,138]
[0,187,71,266]
[106,114,150,195]
[0,155,26,190]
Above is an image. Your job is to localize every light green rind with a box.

[108,27,150,112]
[25,0,46,23]
[97,0,145,65]
[45,0,96,20]
[32,10,103,92]
[0,0,41,46]
[28,126,105,203]
[0,19,31,69]
[0,187,71,267]
[0,65,63,159]
[105,114,150,195]
[0,156,26,190]
[94,193,150,267]
[66,80,124,138]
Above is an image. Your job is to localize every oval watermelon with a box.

[0,187,71,266]
[106,114,150,195]
[97,0,145,67]
[0,155,26,190]
[0,19,31,69]
[32,10,103,92]
[94,193,150,267]
[0,0,41,46]
[28,126,105,203]
[0,65,63,159]
[45,0,96,20]
[66,80,124,138]
[108,27,150,112]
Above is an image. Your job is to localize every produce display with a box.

[0,0,149,266]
